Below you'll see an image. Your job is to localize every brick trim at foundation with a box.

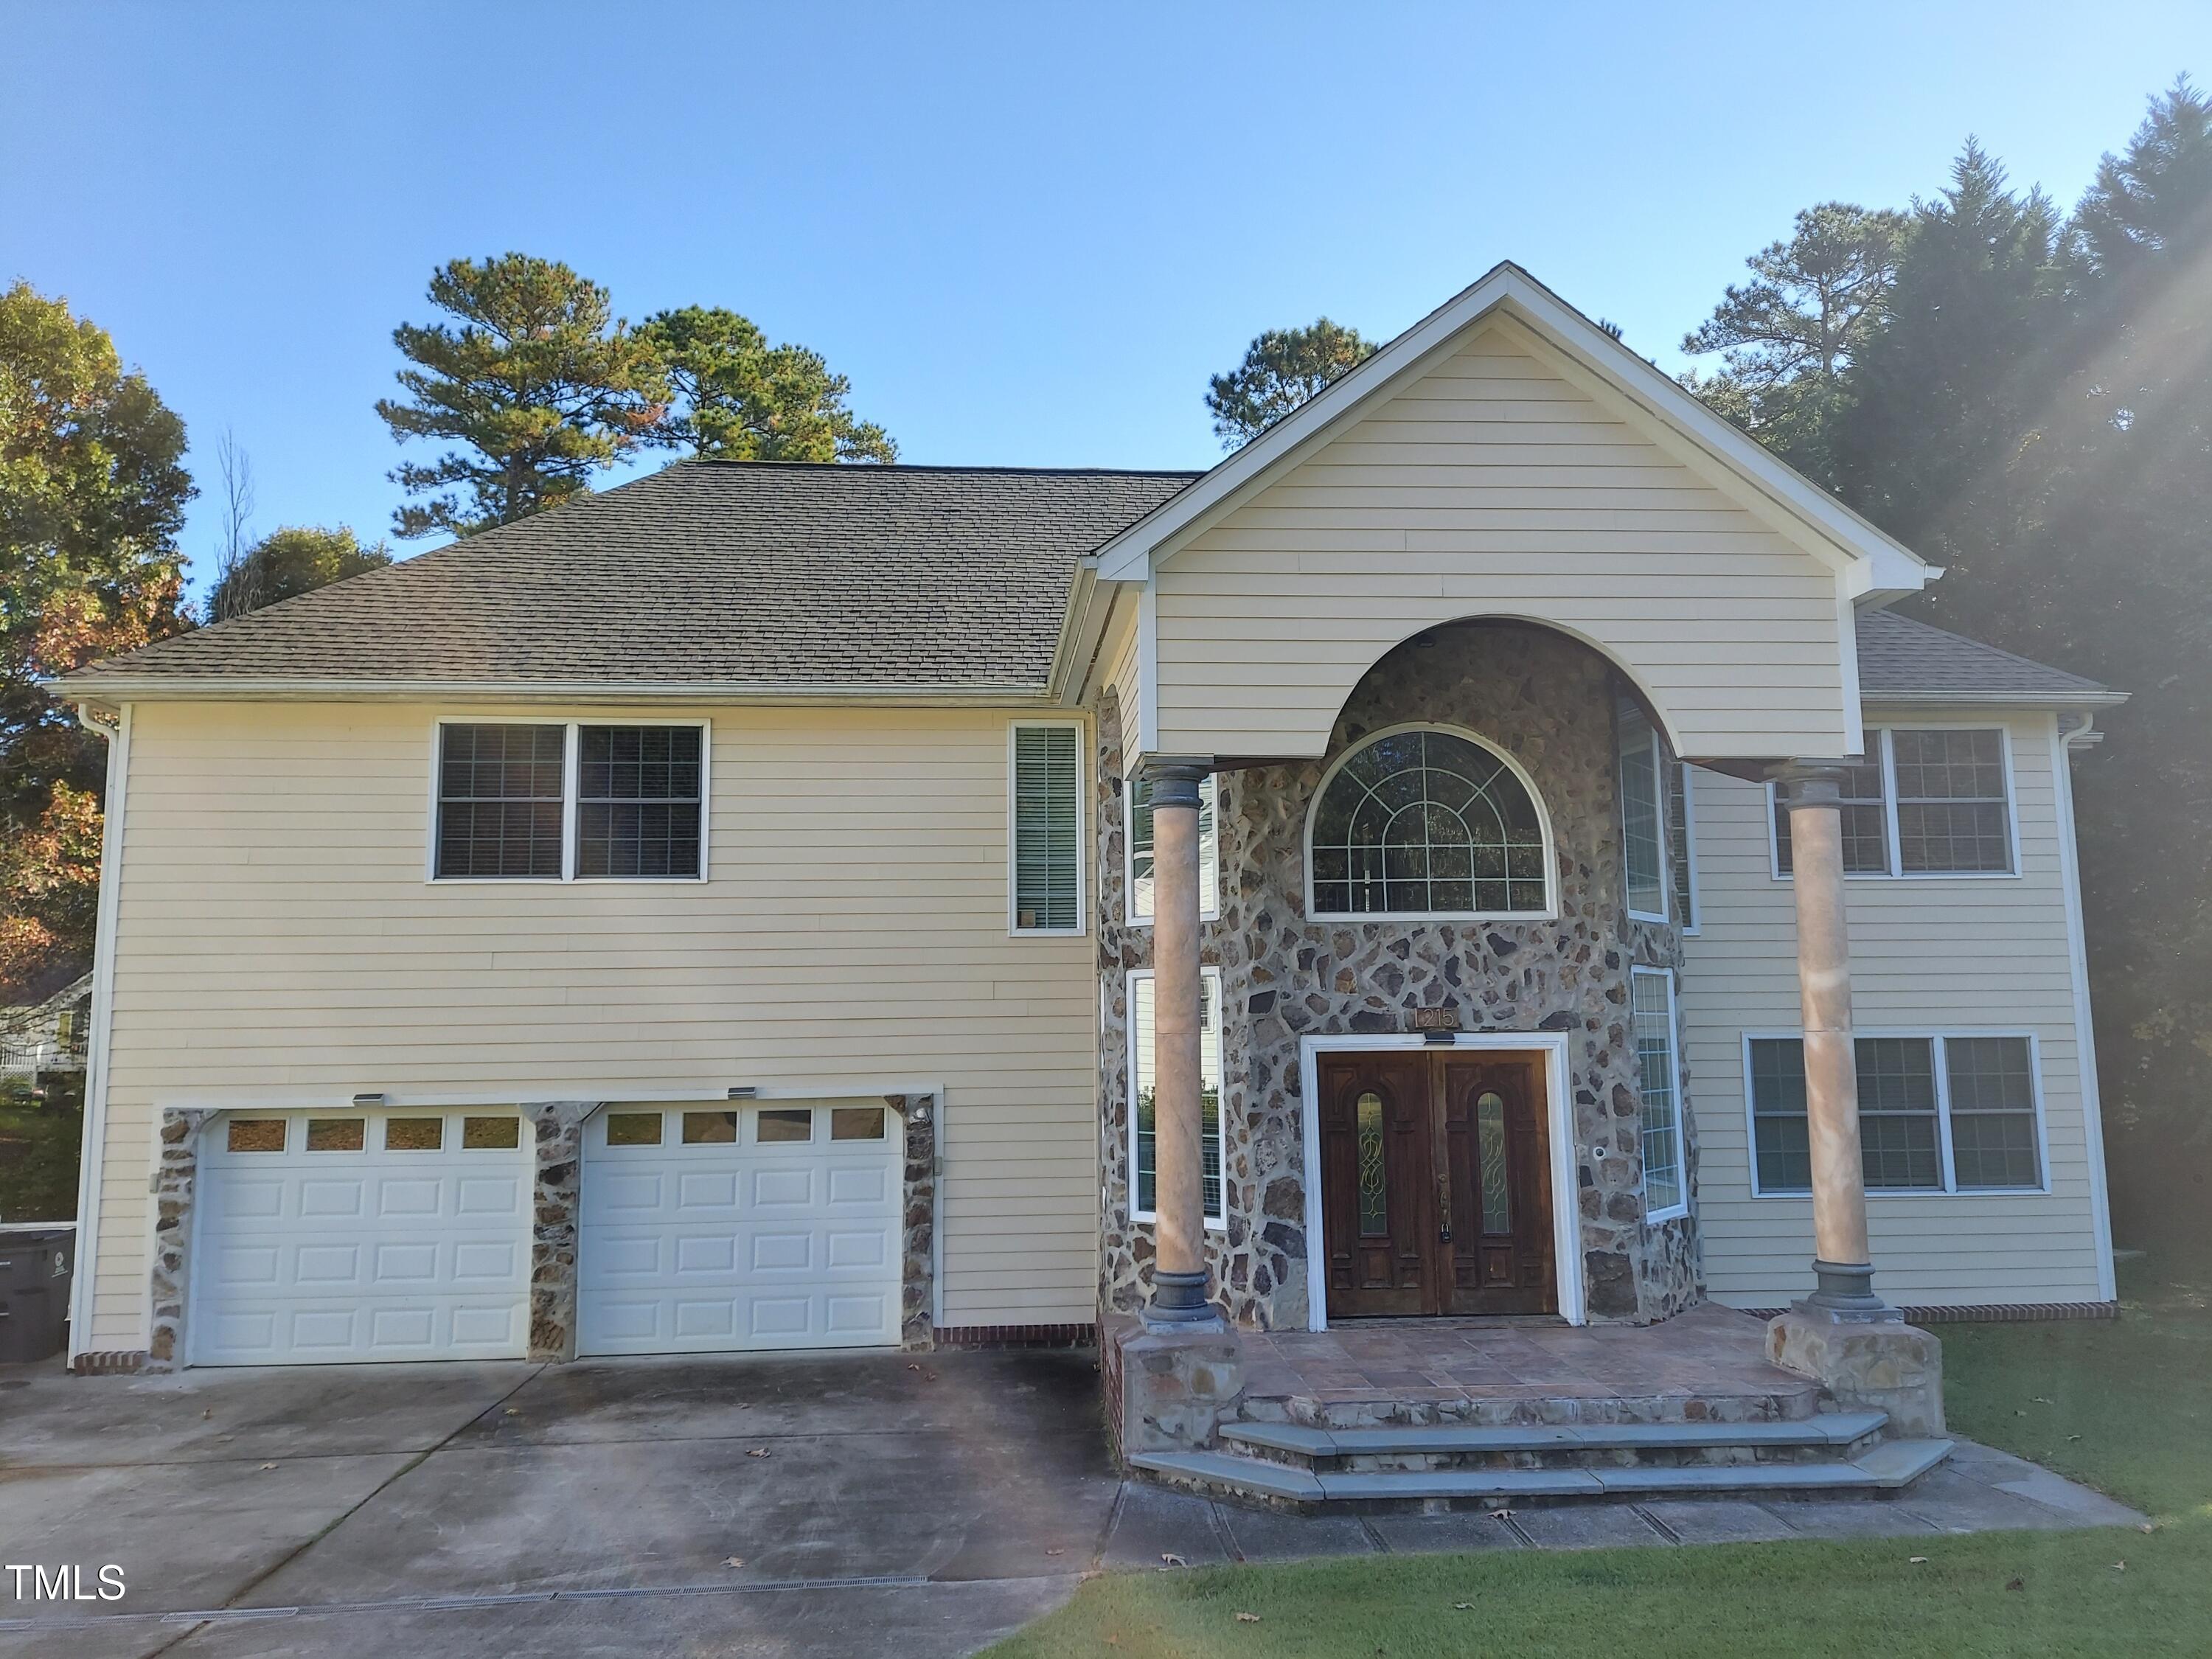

[70,1349,147,1375]
[1743,1301,2120,1324]
[936,1322,1096,1349]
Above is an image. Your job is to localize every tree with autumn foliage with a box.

[0,280,193,996]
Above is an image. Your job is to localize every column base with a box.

[1804,1258,1902,1323]
[1144,1268,1216,1325]
[1767,1304,1945,1439]
[1111,1312,1244,1456]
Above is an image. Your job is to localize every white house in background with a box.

[52,265,2121,1393]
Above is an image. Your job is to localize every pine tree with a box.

[377,255,669,539]
[636,307,895,464]
[1206,319,1374,448]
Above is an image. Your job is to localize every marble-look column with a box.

[1144,759,1214,1322]
[1774,763,1886,1315]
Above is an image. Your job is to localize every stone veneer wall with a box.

[1098,622,1703,1332]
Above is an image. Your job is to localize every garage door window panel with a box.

[831,1107,886,1141]
[682,1110,738,1144]
[462,1116,521,1150]
[757,1109,813,1144]
[305,1118,366,1152]
[605,1112,663,1147]
[386,1117,443,1151]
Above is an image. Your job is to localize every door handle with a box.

[1436,1171,1452,1243]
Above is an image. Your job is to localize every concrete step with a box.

[1217,1411,1891,1472]
[1130,1437,1952,1512]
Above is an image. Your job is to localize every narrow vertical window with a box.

[1475,1090,1511,1233]
[1128,968,1223,1225]
[436,723,566,878]
[1012,723,1082,932]
[1632,970,1685,1217]
[1617,698,1666,921]
[1356,1091,1388,1236]
[1127,772,1218,922]
[1667,762,1698,933]
[576,726,703,878]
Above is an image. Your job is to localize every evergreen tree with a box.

[1206,319,1374,448]
[377,255,669,539]
[636,307,895,464]
[1679,204,1907,482]
[1829,142,2065,547]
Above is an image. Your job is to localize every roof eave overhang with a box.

[1093,263,1938,595]
[1860,689,2129,709]
[44,675,1064,708]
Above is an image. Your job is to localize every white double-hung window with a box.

[1617,698,1668,922]
[1631,968,1686,1219]
[1127,967,1225,1228]
[1010,720,1085,933]
[431,720,707,881]
[1770,728,2017,877]
[1127,771,1219,923]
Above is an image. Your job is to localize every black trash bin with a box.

[0,1225,74,1363]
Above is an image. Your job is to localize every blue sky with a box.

[6,3,2208,599]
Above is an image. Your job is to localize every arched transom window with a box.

[1307,726,1552,917]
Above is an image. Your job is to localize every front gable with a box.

[1099,265,1932,765]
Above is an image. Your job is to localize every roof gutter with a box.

[1860,689,2129,709]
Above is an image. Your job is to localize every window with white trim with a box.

[1617,698,1666,921]
[1631,969,1686,1218]
[1128,967,1225,1227]
[1127,771,1219,923]
[1667,761,1698,933]
[1748,1032,2044,1194]
[1772,728,2014,877]
[1011,721,1084,933]
[1307,726,1551,918]
[434,720,705,881]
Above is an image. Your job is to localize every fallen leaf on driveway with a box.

[1235,1612,1261,1623]
[1491,1509,1515,1522]
[504,1408,520,1416]
[1160,1553,1186,1567]
[258,1463,278,1471]
[1045,1548,1065,1557]
[1908,1557,1928,1564]
[2031,1397,2053,1405]
[723,1557,745,1568]
[747,1447,771,1458]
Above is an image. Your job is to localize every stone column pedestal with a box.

[1111,1314,1245,1455]
[1767,1304,1945,1437]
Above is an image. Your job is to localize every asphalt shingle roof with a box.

[63,459,2112,706]
[66,461,1200,693]
[1854,608,2113,702]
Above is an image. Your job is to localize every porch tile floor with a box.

[1239,1303,1820,1422]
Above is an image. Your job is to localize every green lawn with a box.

[0,1079,82,1222]
[990,1262,2212,1659]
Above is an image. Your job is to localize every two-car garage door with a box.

[189,1099,902,1365]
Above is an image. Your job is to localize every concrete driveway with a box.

[0,1345,2140,1658]
[0,1349,1120,1659]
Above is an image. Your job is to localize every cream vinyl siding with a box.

[86,700,1098,1349]
[1682,708,2107,1307]
[1148,319,1851,763]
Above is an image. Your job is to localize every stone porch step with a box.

[1218,1410,1891,1470]
[1129,1436,1952,1512]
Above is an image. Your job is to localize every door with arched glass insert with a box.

[1318,1050,1556,1319]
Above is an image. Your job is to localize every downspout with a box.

[65,701,130,1366]
[2051,712,2118,1301]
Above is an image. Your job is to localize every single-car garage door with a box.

[191,1110,531,1366]
[577,1099,902,1356]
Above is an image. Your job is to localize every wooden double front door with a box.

[1318,1050,1557,1318]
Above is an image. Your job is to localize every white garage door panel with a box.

[192,1113,531,1366]
[577,1102,902,1357]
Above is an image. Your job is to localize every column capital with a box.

[1768,759,1853,810]
[1138,758,1212,812]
